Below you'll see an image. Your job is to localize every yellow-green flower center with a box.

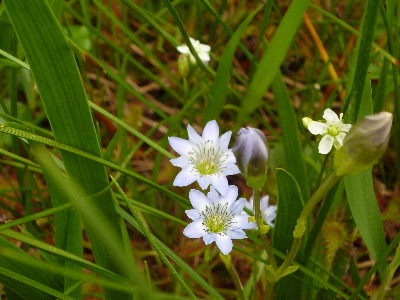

[201,202,233,233]
[196,154,217,175]
[328,125,339,136]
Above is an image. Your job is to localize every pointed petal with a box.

[223,164,241,176]
[203,233,215,245]
[170,156,190,168]
[168,137,196,156]
[208,175,228,195]
[232,198,245,215]
[215,233,233,255]
[202,120,219,144]
[183,221,206,238]
[232,215,257,229]
[218,131,232,151]
[173,168,198,187]
[230,229,247,240]
[308,121,328,135]
[198,44,211,52]
[318,135,334,154]
[224,185,238,204]
[185,209,200,220]
[323,108,340,123]
[187,124,202,144]
[197,175,210,190]
[189,189,212,212]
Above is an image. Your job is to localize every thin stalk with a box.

[219,253,246,300]
[253,188,277,270]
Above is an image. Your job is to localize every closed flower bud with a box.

[233,127,268,188]
[302,117,313,129]
[334,112,393,176]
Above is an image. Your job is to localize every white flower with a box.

[176,37,211,64]
[183,186,257,255]
[243,195,276,227]
[306,108,352,154]
[168,120,240,195]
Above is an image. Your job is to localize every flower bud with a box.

[233,127,268,188]
[334,112,392,176]
[302,117,313,129]
[178,54,190,78]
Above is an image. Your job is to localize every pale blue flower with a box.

[168,120,240,195]
[183,186,256,255]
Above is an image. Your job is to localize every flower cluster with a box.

[169,120,275,254]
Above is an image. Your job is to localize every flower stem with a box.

[204,244,213,286]
[219,253,246,300]
[277,172,341,276]
[253,188,277,270]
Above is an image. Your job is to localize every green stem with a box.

[278,172,341,276]
[219,253,246,300]
[375,242,400,300]
[204,244,214,287]
[253,188,277,270]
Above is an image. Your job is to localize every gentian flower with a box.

[176,37,211,64]
[233,127,269,189]
[183,186,256,255]
[244,195,276,227]
[305,108,352,154]
[168,120,240,195]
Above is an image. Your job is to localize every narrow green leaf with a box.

[238,0,310,120]
[273,168,304,300]
[343,0,380,122]
[344,76,387,278]
[272,74,310,201]
[3,1,136,298]
[0,237,59,300]
[204,6,262,122]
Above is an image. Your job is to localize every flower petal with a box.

[339,123,352,133]
[308,121,328,135]
[318,134,334,154]
[173,168,198,187]
[185,209,200,220]
[189,189,212,212]
[218,131,232,151]
[224,185,238,207]
[230,229,247,240]
[176,45,190,54]
[203,233,215,245]
[170,156,189,168]
[215,233,233,255]
[323,108,340,123]
[183,221,207,238]
[336,132,346,146]
[202,120,219,145]
[168,137,196,156]
[198,52,210,62]
[197,175,210,190]
[187,124,202,144]
[208,174,228,195]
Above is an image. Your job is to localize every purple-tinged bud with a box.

[233,127,268,188]
[334,112,393,176]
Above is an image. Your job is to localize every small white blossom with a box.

[176,37,211,64]
[306,108,352,154]
[243,195,276,227]
[168,120,240,195]
[183,186,256,255]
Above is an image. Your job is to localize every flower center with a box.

[196,154,217,175]
[202,202,233,233]
[328,125,339,136]
[190,141,222,176]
